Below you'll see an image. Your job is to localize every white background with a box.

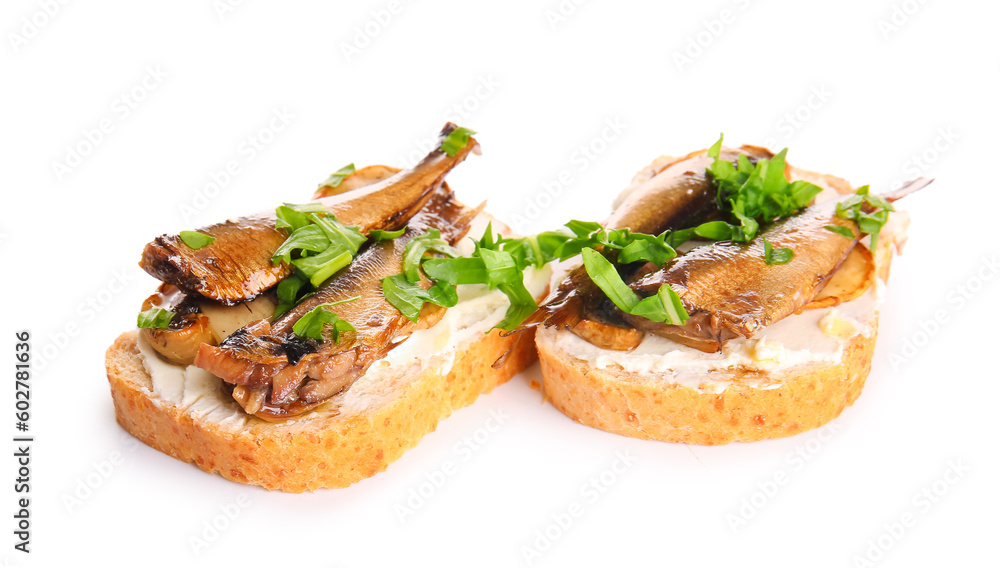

[2,0,997,566]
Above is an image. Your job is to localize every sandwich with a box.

[105,124,551,492]
[520,138,929,444]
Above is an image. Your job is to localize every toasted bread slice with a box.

[107,321,538,492]
[107,209,548,492]
[535,159,907,444]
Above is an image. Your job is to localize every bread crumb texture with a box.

[536,323,875,445]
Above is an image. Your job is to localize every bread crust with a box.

[536,323,875,444]
[106,327,536,492]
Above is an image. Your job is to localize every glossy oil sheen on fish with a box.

[525,146,774,333]
[140,123,479,304]
[194,186,482,420]
[625,199,861,352]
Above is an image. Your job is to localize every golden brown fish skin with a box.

[313,165,401,199]
[140,123,479,305]
[523,146,774,332]
[140,163,397,368]
[623,200,860,352]
[194,186,482,420]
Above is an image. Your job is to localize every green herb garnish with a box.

[833,185,894,250]
[272,205,366,289]
[381,274,459,322]
[494,280,538,331]
[422,257,490,285]
[580,248,688,325]
[381,218,688,331]
[291,298,359,342]
[375,135,865,332]
[824,224,855,239]
[382,222,540,331]
[270,202,370,318]
[675,134,826,263]
[137,308,176,329]
[370,228,407,243]
[440,127,476,157]
[541,222,678,267]
[275,202,328,231]
[496,231,570,269]
[763,238,794,265]
[178,231,215,250]
[402,229,459,282]
[318,163,356,189]
[274,272,312,319]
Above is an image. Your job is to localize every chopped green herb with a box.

[670,134,824,249]
[178,231,215,250]
[318,163,356,189]
[381,274,427,322]
[617,231,677,265]
[386,220,685,331]
[273,225,330,264]
[763,238,794,265]
[275,202,328,231]
[274,272,312,319]
[693,221,736,241]
[629,284,689,325]
[291,298,359,342]
[137,308,176,329]
[581,248,688,325]
[381,274,457,323]
[311,213,366,255]
[381,223,538,332]
[477,247,520,288]
[440,127,476,157]
[581,248,640,312]
[402,229,459,282]
[422,257,489,285]
[495,280,537,331]
[546,221,678,266]
[369,227,406,243]
[499,231,570,269]
[824,224,856,239]
[293,248,354,287]
[834,185,894,250]
[270,203,368,318]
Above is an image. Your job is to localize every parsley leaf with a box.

[422,257,489,285]
[270,203,368,317]
[318,163,356,189]
[763,238,794,265]
[178,231,215,250]
[581,248,688,325]
[381,274,458,323]
[291,298,359,342]
[274,271,312,319]
[370,227,406,243]
[824,224,856,239]
[402,229,459,282]
[382,223,539,331]
[440,127,477,157]
[617,231,677,265]
[677,134,825,257]
[834,185,894,249]
[137,308,176,329]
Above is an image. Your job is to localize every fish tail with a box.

[881,177,933,203]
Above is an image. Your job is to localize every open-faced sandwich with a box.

[105,124,551,491]
[520,137,929,444]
